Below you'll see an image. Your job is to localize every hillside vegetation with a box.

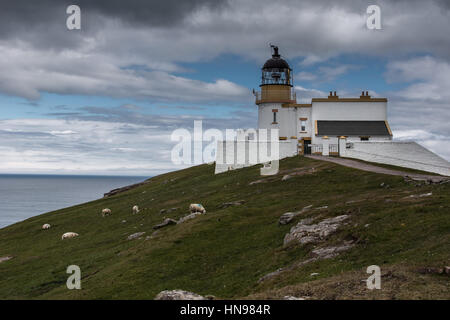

[0,156,448,299]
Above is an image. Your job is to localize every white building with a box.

[215,46,450,176]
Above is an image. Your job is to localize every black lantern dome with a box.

[261,46,293,87]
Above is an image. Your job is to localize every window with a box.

[301,120,306,131]
[273,112,277,123]
[360,136,370,141]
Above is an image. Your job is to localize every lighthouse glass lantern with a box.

[261,46,293,86]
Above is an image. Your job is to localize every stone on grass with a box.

[155,290,206,300]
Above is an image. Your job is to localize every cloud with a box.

[386,56,450,101]
[1,0,450,102]
[0,43,249,102]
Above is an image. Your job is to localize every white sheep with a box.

[61,232,79,240]
[189,203,206,214]
[132,205,140,214]
[102,208,112,217]
[42,223,51,230]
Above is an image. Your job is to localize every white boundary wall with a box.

[215,140,297,174]
[342,141,450,176]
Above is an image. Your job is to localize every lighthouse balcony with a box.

[254,89,296,104]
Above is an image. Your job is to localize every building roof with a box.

[262,46,291,70]
[262,57,291,70]
[316,120,391,136]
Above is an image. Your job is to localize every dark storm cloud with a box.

[0,0,228,32]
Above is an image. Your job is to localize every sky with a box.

[0,0,449,176]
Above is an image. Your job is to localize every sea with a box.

[0,174,148,229]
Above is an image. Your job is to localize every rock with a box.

[153,218,177,230]
[403,192,433,199]
[127,232,146,240]
[279,212,296,225]
[283,215,349,246]
[178,212,202,224]
[218,200,245,209]
[445,266,450,275]
[154,290,206,300]
[281,175,292,181]
[249,179,266,185]
[122,220,127,223]
[160,209,167,214]
[42,223,51,230]
[310,273,319,277]
[279,205,312,225]
[0,256,13,263]
[315,205,328,210]
[311,241,355,259]
[283,296,305,300]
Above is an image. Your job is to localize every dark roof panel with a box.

[317,121,390,136]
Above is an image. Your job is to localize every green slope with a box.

[0,156,448,299]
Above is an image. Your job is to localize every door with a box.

[303,139,311,155]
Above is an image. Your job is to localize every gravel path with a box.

[306,155,449,183]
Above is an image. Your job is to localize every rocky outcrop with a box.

[279,205,312,225]
[311,241,355,259]
[103,180,150,197]
[402,192,432,199]
[177,212,202,224]
[154,290,206,300]
[283,215,349,246]
[127,232,146,240]
[153,218,177,230]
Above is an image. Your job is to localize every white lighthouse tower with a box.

[255,46,296,138]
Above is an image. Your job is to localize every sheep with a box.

[102,208,112,217]
[61,232,79,240]
[132,205,140,214]
[189,203,206,214]
[42,223,51,230]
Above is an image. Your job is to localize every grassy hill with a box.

[0,156,448,299]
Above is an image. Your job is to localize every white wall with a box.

[297,107,312,139]
[258,103,297,138]
[215,139,298,174]
[311,101,387,144]
[342,141,450,176]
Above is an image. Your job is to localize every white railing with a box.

[311,144,323,154]
[329,144,338,154]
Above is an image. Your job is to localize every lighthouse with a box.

[215,46,450,176]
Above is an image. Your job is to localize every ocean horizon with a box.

[0,174,148,229]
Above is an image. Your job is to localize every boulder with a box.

[154,290,206,300]
[283,215,349,246]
